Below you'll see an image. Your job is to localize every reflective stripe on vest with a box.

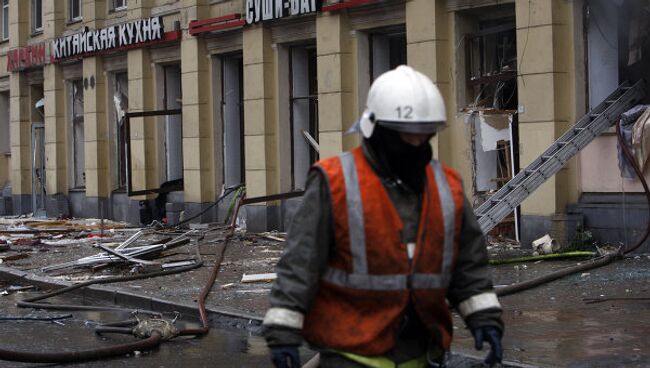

[321,153,456,291]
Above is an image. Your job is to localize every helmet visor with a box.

[377,120,446,134]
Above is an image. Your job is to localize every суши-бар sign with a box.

[245,0,323,24]
[51,16,164,61]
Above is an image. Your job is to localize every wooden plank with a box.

[241,273,277,283]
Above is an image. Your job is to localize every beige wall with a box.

[0,0,606,223]
[580,135,650,193]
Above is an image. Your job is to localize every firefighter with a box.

[263,65,504,368]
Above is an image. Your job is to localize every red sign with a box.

[6,43,50,72]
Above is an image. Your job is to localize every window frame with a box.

[70,79,85,189]
[69,0,82,22]
[288,44,319,190]
[32,0,43,33]
[1,0,9,41]
[112,0,127,12]
[220,54,245,188]
[113,72,129,190]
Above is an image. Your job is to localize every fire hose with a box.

[0,187,244,363]
[496,116,650,298]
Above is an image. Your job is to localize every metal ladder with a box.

[476,80,646,234]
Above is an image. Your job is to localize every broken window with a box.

[466,19,517,110]
[221,54,245,188]
[163,64,183,183]
[0,91,8,153]
[290,45,318,190]
[112,72,128,189]
[462,9,519,239]
[70,79,85,188]
[369,29,406,80]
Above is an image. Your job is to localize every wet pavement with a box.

[452,256,650,367]
[0,284,314,367]
[3,218,650,367]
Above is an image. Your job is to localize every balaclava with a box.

[366,124,433,193]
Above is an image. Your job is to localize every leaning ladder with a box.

[476,80,646,234]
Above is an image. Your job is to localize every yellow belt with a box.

[336,351,427,368]
[334,347,445,368]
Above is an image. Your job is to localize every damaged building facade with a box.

[0,0,649,249]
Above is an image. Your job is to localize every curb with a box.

[0,265,263,332]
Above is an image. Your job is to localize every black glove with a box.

[270,345,301,368]
[472,326,502,366]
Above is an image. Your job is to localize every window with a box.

[70,79,85,188]
[32,0,42,32]
[369,31,406,81]
[69,0,81,21]
[163,64,183,182]
[112,0,127,11]
[460,8,519,239]
[113,72,128,189]
[289,45,318,190]
[1,0,8,41]
[221,55,245,188]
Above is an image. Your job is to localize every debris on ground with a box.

[241,273,277,283]
[532,234,559,255]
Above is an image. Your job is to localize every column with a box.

[316,11,354,159]
[406,0,451,160]
[181,34,216,220]
[515,0,575,241]
[243,25,279,230]
[43,0,69,216]
[8,0,30,213]
[83,56,110,216]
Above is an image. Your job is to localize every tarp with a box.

[618,105,649,178]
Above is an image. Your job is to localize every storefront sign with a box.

[52,17,164,61]
[245,0,322,24]
[6,43,51,72]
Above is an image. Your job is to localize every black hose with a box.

[0,262,202,363]
[0,184,245,363]
[163,185,243,229]
[496,254,616,297]
[496,115,650,298]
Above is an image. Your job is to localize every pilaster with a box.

[406,0,451,160]
[83,56,109,198]
[316,11,354,160]
[9,72,31,213]
[243,25,277,198]
[181,35,215,204]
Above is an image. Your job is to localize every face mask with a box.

[367,125,432,193]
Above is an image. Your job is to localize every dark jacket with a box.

[263,142,503,363]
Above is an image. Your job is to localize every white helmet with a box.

[358,65,447,138]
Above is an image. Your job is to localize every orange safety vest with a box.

[302,147,465,356]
